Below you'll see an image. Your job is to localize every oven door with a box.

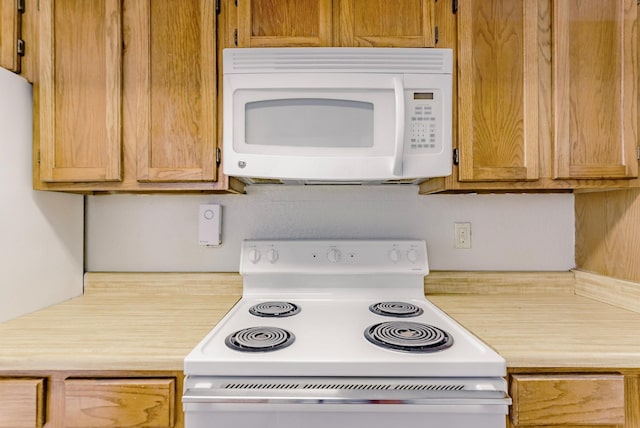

[183,376,511,428]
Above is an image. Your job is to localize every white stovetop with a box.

[184,294,505,377]
[185,240,505,378]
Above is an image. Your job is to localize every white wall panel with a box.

[86,186,574,272]
[0,68,83,322]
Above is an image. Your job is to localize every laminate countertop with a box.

[0,271,639,372]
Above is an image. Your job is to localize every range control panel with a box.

[240,240,428,275]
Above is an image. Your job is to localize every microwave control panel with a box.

[407,90,441,153]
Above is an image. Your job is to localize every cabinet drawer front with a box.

[0,378,44,428]
[64,378,175,428]
[510,374,624,426]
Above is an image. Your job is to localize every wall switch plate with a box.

[199,204,221,247]
[454,222,471,249]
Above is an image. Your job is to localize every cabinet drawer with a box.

[64,378,175,428]
[0,378,44,428]
[510,374,624,426]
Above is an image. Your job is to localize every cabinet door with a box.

[0,0,22,72]
[237,0,332,47]
[457,0,539,182]
[337,0,434,47]
[133,0,217,182]
[0,378,44,428]
[510,374,624,426]
[64,378,175,428]
[553,0,638,179]
[38,0,122,182]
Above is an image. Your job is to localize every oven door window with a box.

[245,98,374,148]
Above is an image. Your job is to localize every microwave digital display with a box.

[413,92,434,100]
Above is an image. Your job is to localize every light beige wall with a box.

[0,69,84,322]
[85,188,575,272]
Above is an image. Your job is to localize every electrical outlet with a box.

[454,222,471,249]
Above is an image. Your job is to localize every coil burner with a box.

[369,301,424,318]
[249,301,301,318]
[364,321,453,353]
[225,327,295,352]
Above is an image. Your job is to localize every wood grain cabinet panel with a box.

[237,0,332,47]
[234,0,434,48]
[133,0,217,182]
[457,0,539,182]
[64,378,176,428]
[553,0,638,180]
[38,0,122,183]
[336,0,434,47]
[0,378,44,428]
[32,0,240,192]
[0,0,22,73]
[510,374,625,426]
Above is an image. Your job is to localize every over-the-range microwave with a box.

[222,47,452,184]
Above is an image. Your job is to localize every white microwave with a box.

[222,48,452,184]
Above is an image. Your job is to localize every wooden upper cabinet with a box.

[0,0,22,72]
[553,0,638,180]
[337,0,434,47]
[235,0,434,48]
[38,0,122,182]
[237,0,332,47]
[457,0,539,182]
[132,0,216,182]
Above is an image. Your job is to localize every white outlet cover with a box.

[199,204,221,246]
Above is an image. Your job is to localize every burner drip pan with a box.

[369,301,424,317]
[249,301,301,318]
[364,321,453,353]
[225,327,295,352]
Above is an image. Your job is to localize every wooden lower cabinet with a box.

[0,378,44,428]
[508,371,640,428]
[0,371,183,428]
[64,378,176,428]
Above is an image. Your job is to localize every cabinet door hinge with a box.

[434,25,439,45]
[453,148,459,166]
[452,0,458,14]
[637,145,640,161]
[215,0,220,15]
[17,39,25,56]
[17,0,25,13]
[216,147,221,165]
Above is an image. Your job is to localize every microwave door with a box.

[224,74,405,181]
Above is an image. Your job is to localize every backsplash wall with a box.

[85,186,575,272]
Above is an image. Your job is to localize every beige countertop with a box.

[0,271,639,372]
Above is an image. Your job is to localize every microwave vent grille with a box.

[224,48,452,74]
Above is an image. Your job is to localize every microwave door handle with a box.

[392,77,405,177]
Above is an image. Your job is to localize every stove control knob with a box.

[248,249,261,264]
[266,248,279,264]
[407,249,419,263]
[388,249,401,263]
[327,248,342,263]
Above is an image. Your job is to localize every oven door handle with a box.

[183,388,512,406]
[391,76,405,177]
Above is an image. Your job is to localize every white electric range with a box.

[183,240,510,428]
